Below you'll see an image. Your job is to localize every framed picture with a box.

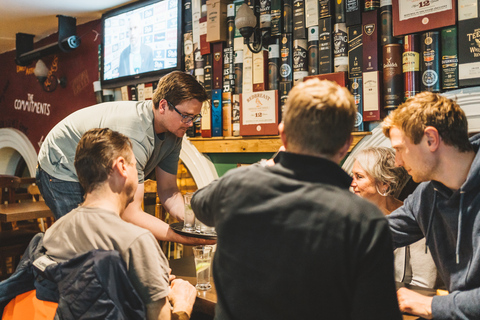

[392,0,456,37]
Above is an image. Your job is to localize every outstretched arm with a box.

[121,182,215,245]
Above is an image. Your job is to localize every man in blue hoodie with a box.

[383,91,480,319]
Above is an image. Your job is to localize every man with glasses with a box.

[36,71,211,245]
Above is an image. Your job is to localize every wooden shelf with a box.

[188,132,371,153]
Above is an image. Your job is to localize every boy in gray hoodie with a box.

[383,91,480,319]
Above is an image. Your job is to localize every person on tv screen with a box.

[36,71,212,246]
[118,13,154,77]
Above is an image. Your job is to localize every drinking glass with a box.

[192,245,213,290]
[183,192,195,232]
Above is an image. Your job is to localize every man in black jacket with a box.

[191,79,402,320]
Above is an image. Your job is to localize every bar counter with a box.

[169,255,437,320]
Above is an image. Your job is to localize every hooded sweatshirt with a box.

[388,134,480,320]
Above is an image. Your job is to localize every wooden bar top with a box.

[169,255,217,316]
[169,255,438,320]
[0,201,53,222]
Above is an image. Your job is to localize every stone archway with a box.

[0,128,37,177]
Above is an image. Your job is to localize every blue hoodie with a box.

[388,134,480,319]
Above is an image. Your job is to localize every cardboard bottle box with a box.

[207,0,229,43]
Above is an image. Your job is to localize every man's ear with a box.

[113,157,128,178]
[158,99,167,114]
[424,126,440,151]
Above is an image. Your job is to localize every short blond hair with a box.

[283,79,356,156]
[354,147,409,197]
[383,92,472,152]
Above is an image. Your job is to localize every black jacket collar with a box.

[275,151,352,190]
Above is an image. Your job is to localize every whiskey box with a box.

[121,85,134,101]
[392,0,456,37]
[293,0,307,39]
[199,17,211,55]
[403,34,420,100]
[348,25,363,79]
[243,44,254,93]
[234,50,243,94]
[304,71,348,87]
[260,0,272,29]
[380,2,395,46]
[232,94,241,136]
[458,1,480,87]
[346,0,362,27]
[441,26,458,90]
[319,17,333,74]
[184,0,193,33]
[222,92,233,137]
[365,0,379,11]
[335,0,345,23]
[253,50,269,92]
[283,0,293,33]
[227,4,235,48]
[349,77,364,131]
[240,90,279,136]
[308,26,320,75]
[293,39,309,85]
[201,100,212,138]
[305,0,319,28]
[363,71,382,121]
[383,44,403,109]
[271,0,283,36]
[421,31,441,92]
[192,0,202,49]
[206,0,229,42]
[362,10,380,72]
[268,38,280,90]
[333,23,348,72]
[204,54,213,95]
[223,46,234,92]
[137,83,145,101]
[144,82,153,100]
[213,42,224,90]
[184,32,195,72]
[279,81,292,122]
[211,89,223,137]
[280,33,294,81]
[319,0,333,18]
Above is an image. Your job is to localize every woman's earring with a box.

[376,185,389,197]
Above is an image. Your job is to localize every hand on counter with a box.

[397,287,433,319]
[169,278,197,319]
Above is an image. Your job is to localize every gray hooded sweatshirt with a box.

[388,134,480,319]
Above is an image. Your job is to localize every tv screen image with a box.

[101,0,181,88]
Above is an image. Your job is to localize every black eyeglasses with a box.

[166,100,202,124]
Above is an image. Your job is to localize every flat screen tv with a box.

[101,0,182,89]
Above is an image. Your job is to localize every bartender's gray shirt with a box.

[38,100,182,183]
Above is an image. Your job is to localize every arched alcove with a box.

[0,128,37,177]
[0,128,218,188]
